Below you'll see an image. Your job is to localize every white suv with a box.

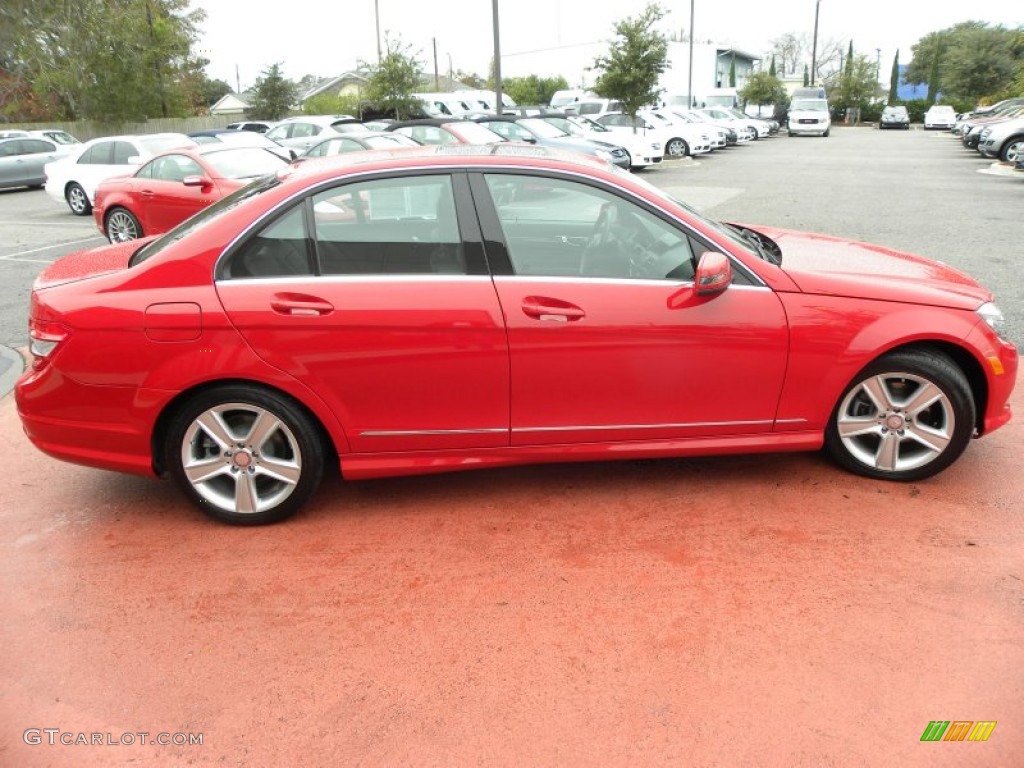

[788,98,831,137]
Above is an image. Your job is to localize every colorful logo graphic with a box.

[921,721,997,742]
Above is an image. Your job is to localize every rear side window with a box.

[312,175,464,275]
[79,142,114,164]
[112,141,137,164]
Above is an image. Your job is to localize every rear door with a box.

[215,171,510,453]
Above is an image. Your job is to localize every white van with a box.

[549,89,588,111]
[575,98,624,118]
[788,97,831,137]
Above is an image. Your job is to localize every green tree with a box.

[302,92,363,117]
[739,72,788,109]
[364,37,424,120]
[591,3,669,127]
[888,50,900,103]
[3,0,205,122]
[768,56,776,77]
[503,75,570,106]
[728,53,736,87]
[906,22,1022,103]
[200,76,233,108]
[827,53,879,118]
[803,65,809,86]
[926,43,942,103]
[246,63,297,120]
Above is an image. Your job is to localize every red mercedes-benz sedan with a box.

[16,145,1017,525]
[92,144,288,243]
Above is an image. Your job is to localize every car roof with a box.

[279,143,613,186]
[386,118,469,129]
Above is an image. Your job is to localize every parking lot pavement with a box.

[1,370,1022,766]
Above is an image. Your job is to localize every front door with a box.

[471,171,790,446]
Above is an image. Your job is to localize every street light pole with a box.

[810,0,820,86]
[686,0,695,108]
[492,0,503,113]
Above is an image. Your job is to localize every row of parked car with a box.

[1,102,783,247]
[950,97,1024,169]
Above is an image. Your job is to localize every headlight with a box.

[977,302,1006,337]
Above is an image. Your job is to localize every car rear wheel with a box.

[665,137,689,157]
[824,350,975,481]
[105,207,142,242]
[823,128,830,137]
[1000,136,1023,163]
[65,182,91,215]
[165,385,325,525]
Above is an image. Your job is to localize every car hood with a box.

[749,226,992,310]
[34,238,152,290]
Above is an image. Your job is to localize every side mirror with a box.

[695,251,732,295]
[182,175,212,188]
[126,155,142,165]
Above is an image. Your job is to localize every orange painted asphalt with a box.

[1,372,1022,766]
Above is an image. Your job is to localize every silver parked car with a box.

[0,136,72,190]
[977,116,1024,162]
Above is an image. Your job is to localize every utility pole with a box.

[374,0,382,63]
[686,0,695,108]
[492,0,503,114]
[810,0,821,86]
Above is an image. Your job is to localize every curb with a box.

[0,344,24,399]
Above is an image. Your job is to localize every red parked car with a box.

[16,146,1017,525]
[93,144,288,242]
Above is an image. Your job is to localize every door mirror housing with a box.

[182,175,212,188]
[695,251,733,295]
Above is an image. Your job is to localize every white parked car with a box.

[263,115,358,152]
[539,114,664,169]
[650,109,727,149]
[923,105,957,130]
[44,133,196,215]
[597,111,712,158]
[698,107,766,140]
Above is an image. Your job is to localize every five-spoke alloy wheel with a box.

[825,350,975,481]
[66,182,91,215]
[166,385,325,525]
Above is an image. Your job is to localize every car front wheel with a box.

[824,350,975,481]
[165,385,325,525]
[1000,136,1023,163]
[665,137,689,157]
[65,182,91,215]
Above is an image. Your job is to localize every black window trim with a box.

[465,167,762,286]
[215,168,488,281]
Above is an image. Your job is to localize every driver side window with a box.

[483,174,696,281]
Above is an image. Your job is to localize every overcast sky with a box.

[194,0,1023,92]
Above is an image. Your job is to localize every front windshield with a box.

[543,117,582,136]
[519,118,567,138]
[203,147,288,179]
[791,99,828,112]
[140,134,195,154]
[451,122,506,144]
[572,116,608,132]
[129,175,281,267]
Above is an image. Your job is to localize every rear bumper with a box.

[16,365,158,477]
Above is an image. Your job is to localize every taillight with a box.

[28,319,69,370]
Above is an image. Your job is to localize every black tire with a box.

[665,137,689,157]
[999,135,1023,163]
[105,207,143,242]
[824,349,975,481]
[65,182,91,215]
[165,384,325,525]
[822,128,830,137]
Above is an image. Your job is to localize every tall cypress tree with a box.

[728,53,736,87]
[769,56,776,77]
[888,50,899,103]
[926,43,942,103]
